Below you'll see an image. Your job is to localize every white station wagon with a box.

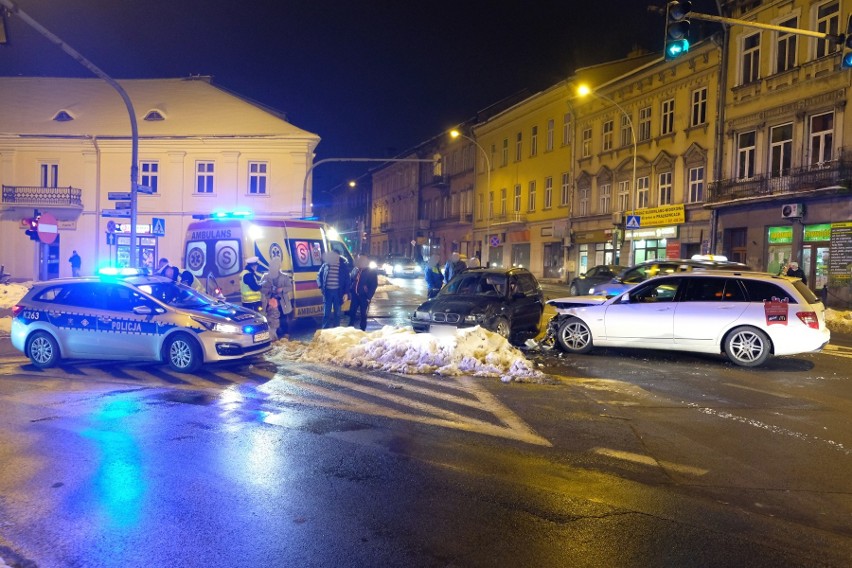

[546,271,829,367]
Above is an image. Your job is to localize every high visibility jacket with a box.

[240,269,262,304]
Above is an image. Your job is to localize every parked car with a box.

[411,267,544,342]
[588,256,752,296]
[548,271,829,367]
[568,264,627,296]
[382,254,422,278]
[10,268,272,373]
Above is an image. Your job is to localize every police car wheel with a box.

[27,331,60,368]
[166,333,202,373]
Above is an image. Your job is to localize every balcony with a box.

[1,185,84,209]
[490,212,527,226]
[707,160,852,204]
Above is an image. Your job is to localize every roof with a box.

[0,76,320,140]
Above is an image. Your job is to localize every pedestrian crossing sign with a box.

[152,217,166,236]
[626,215,641,229]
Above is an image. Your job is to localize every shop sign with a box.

[767,226,793,244]
[631,204,685,228]
[804,223,831,242]
[626,225,678,239]
[828,221,852,284]
[574,229,612,244]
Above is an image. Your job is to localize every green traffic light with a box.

[665,39,689,60]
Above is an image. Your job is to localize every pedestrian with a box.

[156,258,170,276]
[179,269,204,293]
[444,252,466,284]
[163,265,179,281]
[785,261,807,284]
[348,255,378,331]
[317,250,350,328]
[261,258,293,341]
[68,250,82,277]
[466,257,481,269]
[425,257,444,299]
[240,256,264,312]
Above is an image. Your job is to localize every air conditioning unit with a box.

[781,203,804,218]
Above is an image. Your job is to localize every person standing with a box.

[443,252,466,284]
[348,255,378,331]
[317,250,350,328]
[156,258,170,276]
[785,261,807,285]
[240,256,263,312]
[68,250,82,277]
[425,258,444,299]
[179,270,204,293]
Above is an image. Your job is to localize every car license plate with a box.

[254,331,270,343]
[429,324,458,336]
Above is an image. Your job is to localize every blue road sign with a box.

[626,215,641,229]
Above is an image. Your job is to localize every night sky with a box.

[0,0,720,201]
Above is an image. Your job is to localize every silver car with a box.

[10,271,272,372]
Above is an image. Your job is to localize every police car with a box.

[10,268,272,373]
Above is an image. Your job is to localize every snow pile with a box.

[0,283,29,309]
[265,325,546,382]
[826,308,852,334]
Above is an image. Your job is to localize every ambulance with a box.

[183,211,353,320]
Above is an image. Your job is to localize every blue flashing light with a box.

[97,267,147,277]
[843,51,852,69]
[210,210,253,220]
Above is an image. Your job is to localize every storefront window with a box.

[511,243,531,269]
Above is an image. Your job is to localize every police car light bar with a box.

[191,210,254,221]
[97,267,148,277]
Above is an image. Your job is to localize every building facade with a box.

[0,76,318,281]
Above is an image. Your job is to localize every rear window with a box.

[740,279,798,303]
[34,283,105,309]
[792,280,820,304]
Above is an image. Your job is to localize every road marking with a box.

[822,344,852,359]
[592,447,709,477]
[257,362,551,446]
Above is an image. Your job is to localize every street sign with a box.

[626,215,641,229]
[106,232,117,246]
[108,192,132,201]
[115,201,132,209]
[151,217,166,236]
[102,209,132,218]
[137,185,154,194]
[37,212,58,244]
[107,220,117,233]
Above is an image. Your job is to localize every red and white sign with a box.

[764,297,789,326]
[37,213,58,244]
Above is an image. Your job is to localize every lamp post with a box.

[577,84,636,266]
[450,129,491,264]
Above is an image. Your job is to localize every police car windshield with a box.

[137,282,211,308]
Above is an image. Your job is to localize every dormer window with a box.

[144,110,165,121]
[52,110,74,122]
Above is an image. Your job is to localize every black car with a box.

[410,267,544,342]
[568,264,627,296]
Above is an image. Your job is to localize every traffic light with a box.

[842,14,852,68]
[664,1,691,61]
[24,217,39,241]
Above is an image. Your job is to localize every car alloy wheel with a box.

[724,326,771,367]
[166,333,202,373]
[27,331,60,368]
[491,317,511,339]
[556,317,593,354]
[568,283,579,296]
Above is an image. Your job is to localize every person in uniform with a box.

[240,256,263,312]
[261,258,294,341]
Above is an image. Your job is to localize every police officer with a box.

[240,256,263,312]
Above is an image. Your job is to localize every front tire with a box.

[724,326,771,367]
[165,333,203,373]
[568,283,579,296]
[556,317,593,354]
[490,317,511,339]
[27,331,60,368]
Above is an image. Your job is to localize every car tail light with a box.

[796,311,819,329]
[11,304,23,317]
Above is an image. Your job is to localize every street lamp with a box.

[450,129,492,264]
[577,84,637,265]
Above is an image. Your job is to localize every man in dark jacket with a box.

[348,255,379,331]
[785,261,807,285]
[317,250,350,328]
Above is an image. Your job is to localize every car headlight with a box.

[191,316,242,334]
[394,264,402,272]
[369,261,377,270]
[414,310,431,321]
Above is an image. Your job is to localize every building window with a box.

[741,32,761,84]
[40,163,58,187]
[515,132,523,162]
[579,187,589,216]
[775,17,797,73]
[636,176,650,209]
[661,99,674,136]
[546,119,554,152]
[477,193,484,221]
[582,128,592,158]
[770,123,793,177]
[688,166,705,203]
[500,188,507,215]
[599,183,611,214]
[617,180,630,211]
[815,1,840,59]
[560,172,570,206]
[140,161,159,193]
[528,180,537,212]
[737,131,756,179]
[248,161,268,195]
[488,190,494,218]
[562,113,571,146]
[602,120,613,151]
[639,106,651,141]
[544,176,553,209]
[513,184,522,213]
[196,161,214,193]
[809,112,834,166]
[691,87,707,126]
[620,114,632,147]
[501,139,509,167]
[530,125,538,156]
[658,171,672,205]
